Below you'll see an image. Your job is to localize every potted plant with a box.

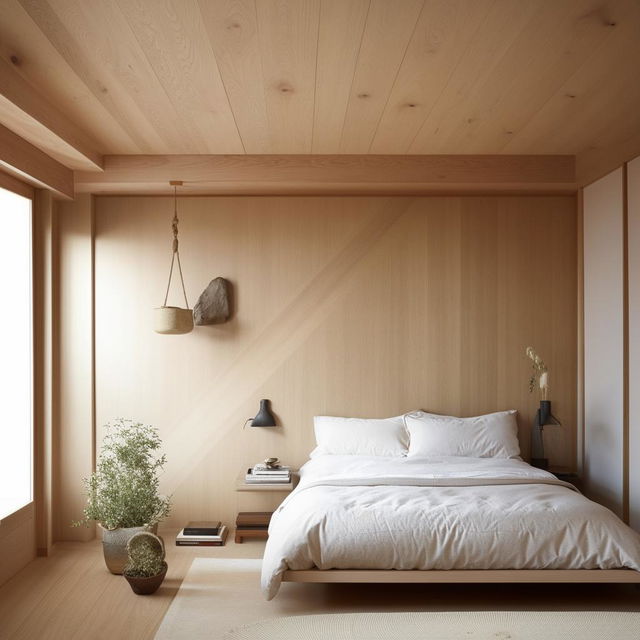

[74,419,171,574]
[123,531,168,595]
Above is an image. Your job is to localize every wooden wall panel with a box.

[628,157,640,529]
[90,195,577,531]
[0,504,35,587]
[55,194,94,541]
[583,169,625,518]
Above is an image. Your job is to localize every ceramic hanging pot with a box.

[154,306,193,335]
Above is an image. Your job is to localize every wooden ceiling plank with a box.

[338,0,424,154]
[198,0,271,153]
[255,0,321,153]
[577,128,640,188]
[503,4,640,156]
[444,0,631,154]
[0,56,102,170]
[116,0,244,154]
[408,0,542,154]
[74,154,576,195]
[370,0,494,154]
[312,0,369,153]
[0,124,73,199]
[19,0,189,153]
[0,0,136,155]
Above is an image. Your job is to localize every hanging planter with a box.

[155,181,193,335]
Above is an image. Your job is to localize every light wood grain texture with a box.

[2,535,640,639]
[74,154,577,195]
[55,194,95,542]
[90,195,577,533]
[33,189,56,556]
[511,1,640,185]
[0,55,102,170]
[312,0,368,153]
[254,0,320,153]
[0,503,35,588]
[0,123,73,198]
[370,0,494,154]
[0,0,636,183]
[198,0,271,153]
[115,0,244,154]
[0,168,34,199]
[576,188,585,476]
[407,0,540,154]
[19,0,194,153]
[0,0,138,154]
[425,1,622,155]
[0,532,265,639]
[338,0,423,153]
[283,569,640,584]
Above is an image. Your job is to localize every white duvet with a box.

[261,455,640,599]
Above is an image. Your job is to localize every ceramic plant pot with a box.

[154,306,193,335]
[101,524,158,574]
[124,562,168,595]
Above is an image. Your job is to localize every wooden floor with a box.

[0,529,264,640]
[1,530,639,640]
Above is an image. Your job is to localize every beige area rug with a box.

[225,611,640,640]
[154,558,640,640]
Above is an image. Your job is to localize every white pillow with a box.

[312,415,409,457]
[404,410,520,459]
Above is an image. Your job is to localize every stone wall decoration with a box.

[193,277,231,325]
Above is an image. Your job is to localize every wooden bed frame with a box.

[283,569,640,584]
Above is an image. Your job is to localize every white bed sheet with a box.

[261,455,640,599]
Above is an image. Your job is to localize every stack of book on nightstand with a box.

[245,463,291,484]
[176,521,228,546]
[235,512,272,543]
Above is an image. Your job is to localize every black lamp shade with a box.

[251,399,276,427]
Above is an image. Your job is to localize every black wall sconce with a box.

[250,399,277,427]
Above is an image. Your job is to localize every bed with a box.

[260,412,640,599]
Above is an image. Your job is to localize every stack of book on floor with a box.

[245,463,291,484]
[235,511,272,543]
[176,521,228,546]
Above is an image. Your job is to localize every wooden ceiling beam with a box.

[0,124,73,199]
[0,57,103,171]
[75,154,576,196]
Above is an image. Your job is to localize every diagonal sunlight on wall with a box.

[157,198,414,493]
[93,195,576,528]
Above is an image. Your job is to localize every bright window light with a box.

[0,187,32,521]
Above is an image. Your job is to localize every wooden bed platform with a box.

[283,569,640,584]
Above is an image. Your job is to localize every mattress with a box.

[261,455,640,599]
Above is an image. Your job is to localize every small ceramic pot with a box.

[101,523,158,574]
[124,562,168,595]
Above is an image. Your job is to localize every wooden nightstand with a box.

[234,470,298,542]
[550,470,582,491]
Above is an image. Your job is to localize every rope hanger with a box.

[163,182,190,309]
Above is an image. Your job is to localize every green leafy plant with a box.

[525,346,549,400]
[124,531,166,578]
[73,419,171,530]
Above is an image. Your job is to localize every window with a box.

[0,186,33,520]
